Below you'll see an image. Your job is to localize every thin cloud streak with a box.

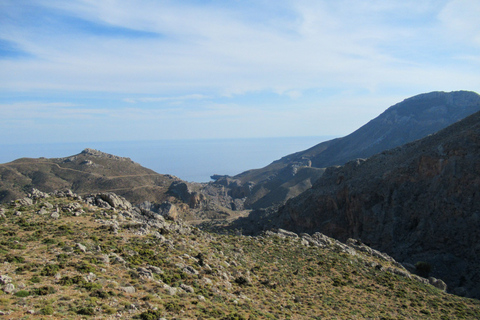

[0,0,479,143]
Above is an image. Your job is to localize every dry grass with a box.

[1,197,480,319]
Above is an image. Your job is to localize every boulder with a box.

[95,193,132,210]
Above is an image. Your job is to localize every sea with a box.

[0,136,335,182]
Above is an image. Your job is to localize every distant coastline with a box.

[0,136,335,182]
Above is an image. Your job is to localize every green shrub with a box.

[415,261,432,277]
[137,309,163,320]
[76,306,95,315]
[31,286,56,296]
[14,290,30,297]
[40,264,60,276]
[5,254,25,263]
[40,305,54,315]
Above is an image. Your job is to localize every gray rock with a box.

[29,188,50,199]
[37,207,48,215]
[429,277,447,291]
[85,273,96,282]
[76,243,87,253]
[18,197,33,206]
[166,286,178,295]
[110,254,126,265]
[147,265,163,274]
[3,283,15,294]
[183,266,199,275]
[0,275,12,285]
[95,193,132,210]
[137,267,153,279]
[120,286,136,294]
[51,211,60,219]
[43,202,54,209]
[180,283,195,293]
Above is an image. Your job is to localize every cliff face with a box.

[227,91,480,209]
[276,110,480,298]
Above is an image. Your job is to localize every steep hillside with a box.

[0,148,179,205]
[1,191,479,318]
[219,91,480,209]
[264,109,480,298]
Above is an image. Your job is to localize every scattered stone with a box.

[0,275,12,285]
[147,265,163,274]
[29,188,50,199]
[43,202,54,209]
[3,283,15,294]
[166,286,178,296]
[137,267,153,279]
[429,277,447,291]
[17,197,33,207]
[51,211,60,219]
[86,272,97,282]
[197,295,206,302]
[183,266,199,275]
[110,254,126,265]
[37,207,48,215]
[76,243,87,253]
[120,286,136,294]
[180,283,195,293]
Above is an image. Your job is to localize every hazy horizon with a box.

[0,136,336,182]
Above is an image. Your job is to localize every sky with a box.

[1,0,480,144]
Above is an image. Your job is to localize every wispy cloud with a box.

[0,0,479,143]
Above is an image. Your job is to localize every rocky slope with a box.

[258,109,480,299]
[1,190,479,319]
[216,91,480,209]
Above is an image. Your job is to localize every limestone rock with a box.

[0,275,12,285]
[429,277,447,291]
[120,286,136,294]
[94,193,132,210]
[3,283,14,294]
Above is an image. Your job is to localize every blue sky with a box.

[1,0,480,144]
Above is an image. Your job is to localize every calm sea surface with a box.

[0,136,334,182]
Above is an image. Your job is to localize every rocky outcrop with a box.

[88,193,133,210]
[168,182,206,209]
[274,109,480,298]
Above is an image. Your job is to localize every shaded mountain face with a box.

[223,91,480,209]
[271,110,480,298]
[0,148,179,204]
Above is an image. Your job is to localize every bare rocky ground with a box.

[1,189,480,319]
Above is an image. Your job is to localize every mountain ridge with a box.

[222,91,480,209]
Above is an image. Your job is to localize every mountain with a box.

[2,191,480,318]
[0,148,179,205]
[0,148,249,223]
[217,91,480,209]
[258,109,480,298]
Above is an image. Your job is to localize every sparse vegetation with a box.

[0,194,479,319]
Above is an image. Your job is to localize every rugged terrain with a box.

[213,91,480,209]
[2,190,480,319]
[0,149,248,224]
[0,148,177,205]
[237,108,480,299]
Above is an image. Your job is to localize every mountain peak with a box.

[80,148,133,162]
